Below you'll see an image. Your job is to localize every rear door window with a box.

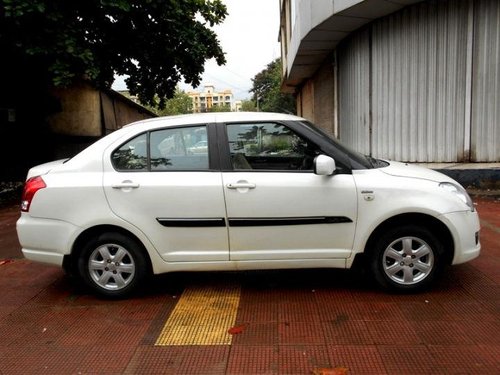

[111,125,209,171]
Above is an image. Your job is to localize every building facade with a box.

[279,0,500,162]
[188,85,235,112]
[0,77,155,180]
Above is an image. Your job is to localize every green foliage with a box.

[0,0,227,109]
[240,99,257,112]
[208,103,231,112]
[250,58,296,114]
[152,88,193,116]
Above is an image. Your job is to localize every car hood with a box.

[26,159,68,179]
[379,161,457,184]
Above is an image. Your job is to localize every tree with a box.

[0,0,227,108]
[250,58,296,114]
[208,103,231,112]
[154,89,193,116]
[240,100,257,112]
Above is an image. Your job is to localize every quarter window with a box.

[111,134,148,171]
[226,123,320,171]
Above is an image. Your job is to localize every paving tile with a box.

[478,344,500,368]
[316,301,369,322]
[398,301,448,321]
[278,321,325,345]
[440,300,497,321]
[226,345,278,374]
[155,285,240,346]
[230,322,279,346]
[80,345,137,374]
[96,319,151,346]
[277,302,322,323]
[359,302,406,321]
[429,345,499,373]
[412,321,475,345]
[479,298,500,316]
[278,345,331,375]
[457,320,500,345]
[328,345,387,375]
[377,345,436,374]
[0,345,88,375]
[0,305,46,345]
[312,288,360,304]
[124,345,229,375]
[367,321,421,346]
[116,298,170,321]
[236,301,279,323]
[463,284,500,302]
[322,319,374,345]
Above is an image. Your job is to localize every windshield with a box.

[299,121,377,169]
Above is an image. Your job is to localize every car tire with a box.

[370,225,445,293]
[77,232,149,298]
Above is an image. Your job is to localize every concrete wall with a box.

[296,56,336,138]
[100,90,154,134]
[44,81,156,161]
[48,81,154,137]
[298,81,314,121]
[48,81,102,137]
[312,58,336,137]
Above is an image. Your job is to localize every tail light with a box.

[21,176,46,212]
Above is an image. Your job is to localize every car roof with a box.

[124,112,305,130]
[67,112,306,166]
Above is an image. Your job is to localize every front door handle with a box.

[226,182,256,189]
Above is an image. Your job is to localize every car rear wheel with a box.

[78,232,148,298]
[370,225,445,293]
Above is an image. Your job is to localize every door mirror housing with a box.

[314,155,336,176]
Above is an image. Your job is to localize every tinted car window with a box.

[112,126,209,171]
[226,123,320,171]
[150,126,209,170]
[111,133,148,170]
[298,121,374,169]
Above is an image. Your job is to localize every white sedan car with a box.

[16,112,481,298]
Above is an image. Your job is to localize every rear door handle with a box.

[111,181,140,189]
[226,182,256,189]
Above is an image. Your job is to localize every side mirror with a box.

[314,155,336,176]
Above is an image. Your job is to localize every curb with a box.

[435,168,500,191]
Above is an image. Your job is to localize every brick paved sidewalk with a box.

[0,198,498,374]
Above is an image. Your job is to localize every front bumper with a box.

[439,210,481,265]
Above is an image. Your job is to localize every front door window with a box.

[226,123,320,171]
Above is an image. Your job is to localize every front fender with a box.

[349,169,471,266]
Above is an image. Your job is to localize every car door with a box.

[103,124,229,262]
[221,122,357,261]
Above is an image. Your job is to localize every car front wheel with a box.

[370,225,445,293]
[78,232,148,298]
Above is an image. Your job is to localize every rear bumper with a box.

[16,214,77,267]
[21,249,65,266]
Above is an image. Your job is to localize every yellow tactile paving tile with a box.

[155,284,241,346]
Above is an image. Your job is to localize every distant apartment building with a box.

[188,85,234,112]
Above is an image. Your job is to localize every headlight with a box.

[439,182,474,211]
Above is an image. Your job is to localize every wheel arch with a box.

[362,213,454,266]
[63,224,153,277]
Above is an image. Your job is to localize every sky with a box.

[112,0,281,101]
